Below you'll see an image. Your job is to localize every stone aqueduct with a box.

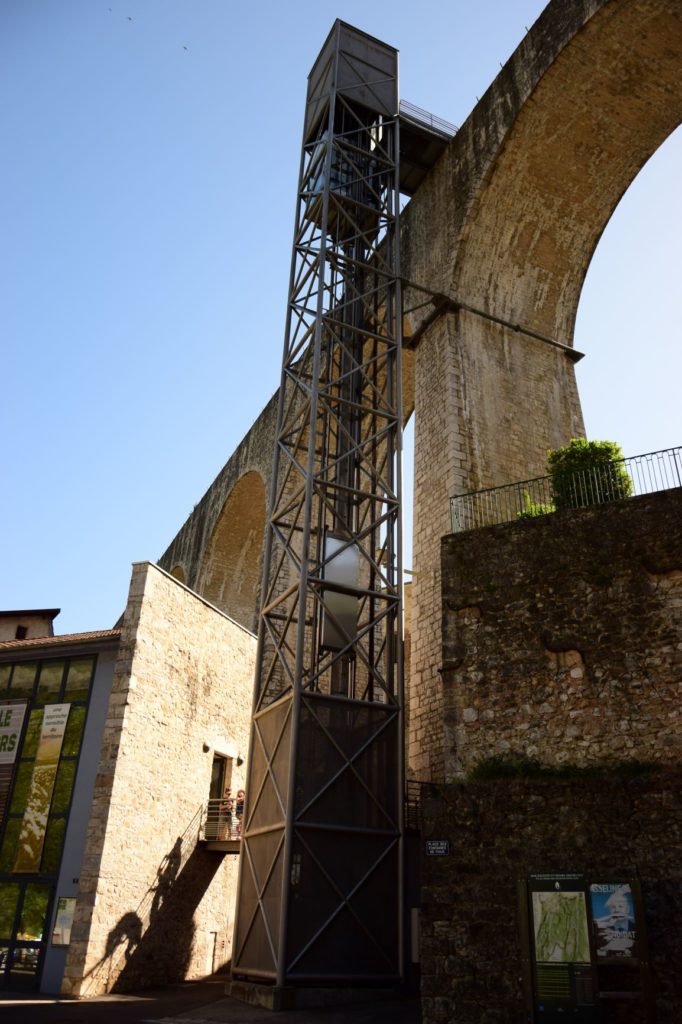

[159,0,682,780]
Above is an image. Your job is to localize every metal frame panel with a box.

[233,21,403,987]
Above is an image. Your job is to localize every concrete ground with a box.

[0,978,421,1024]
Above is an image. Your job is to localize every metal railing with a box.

[405,779,422,831]
[450,446,682,533]
[199,786,421,835]
[202,791,423,838]
[201,798,241,842]
[399,99,457,138]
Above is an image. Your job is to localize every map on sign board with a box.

[532,890,591,963]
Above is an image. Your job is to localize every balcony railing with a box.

[200,798,242,843]
[202,790,423,840]
[450,446,682,534]
[399,99,457,138]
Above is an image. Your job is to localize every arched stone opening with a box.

[169,565,186,585]
[404,0,682,781]
[448,0,682,486]
[403,0,682,490]
[575,123,682,454]
[198,471,266,632]
[457,1,682,326]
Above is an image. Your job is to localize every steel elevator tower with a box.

[233,22,404,987]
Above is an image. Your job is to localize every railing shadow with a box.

[79,805,224,995]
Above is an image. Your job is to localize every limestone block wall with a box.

[420,774,682,1024]
[440,488,682,780]
[408,315,466,781]
[62,562,256,996]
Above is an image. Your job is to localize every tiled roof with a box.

[0,629,121,652]
[0,609,60,618]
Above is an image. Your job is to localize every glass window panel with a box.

[9,762,34,814]
[62,706,85,757]
[9,663,37,700]
[9,944,41,985]
[51,760,76,814]
[36,661,65,705]
[64,657,95,702]
[18,884,50,941]
[0,665,11,696]
[0,882,20,938]
[41,817,66,874]
[0,819,21,872]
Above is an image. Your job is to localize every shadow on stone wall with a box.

[111,840,222,991]
[81,809,224,994]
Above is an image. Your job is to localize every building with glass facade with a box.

[0,625,119,991]
[0,561,256,996]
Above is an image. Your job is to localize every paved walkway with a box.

[0,979,421,1024]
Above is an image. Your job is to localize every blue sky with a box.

[2,1,680,635]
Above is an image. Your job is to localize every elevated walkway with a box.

[398,99,456,195]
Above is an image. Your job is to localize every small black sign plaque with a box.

[426,840,449,857]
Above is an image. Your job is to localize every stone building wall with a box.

[62,562,256,996]
[420,774,682,1024]
[440,488,682,779]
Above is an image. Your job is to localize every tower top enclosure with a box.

[305,20,454,196]
[304,21,398,144]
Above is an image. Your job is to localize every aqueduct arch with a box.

[197,470,266,633]
[156,0,682,777]
[157,392,278,631]
[404,0,682,779]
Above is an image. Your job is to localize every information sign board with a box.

[527,874,596,1022]
[425,840,449,856]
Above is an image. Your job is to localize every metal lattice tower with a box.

[233,22,404,987]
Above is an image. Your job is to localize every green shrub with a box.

[468,754,657,782]
[516,491,555,520]
[547,438,633,511]
[469,754,543,779]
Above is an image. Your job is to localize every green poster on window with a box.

[14,704,70,872]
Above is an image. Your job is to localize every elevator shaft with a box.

[233,22,403,987]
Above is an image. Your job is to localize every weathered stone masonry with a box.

[420,774,682,1024]
[441,488,682,779]
[62,562,256,996]
[419,488,682,1022]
